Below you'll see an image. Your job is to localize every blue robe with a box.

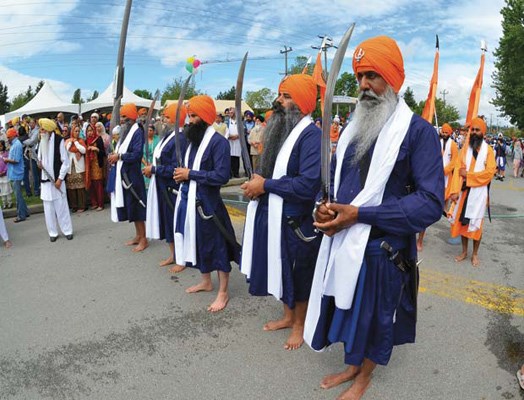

[246,122,322,309]
[153,133,187,243]
[310,114,444,366]
[115,126,147,222]
[175,133,239,273]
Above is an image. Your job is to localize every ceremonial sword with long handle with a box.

[320,23,355,204]
[29,147,64,195]
[174,75,193,168]
[235,52,252,179]
[144,89,160,163]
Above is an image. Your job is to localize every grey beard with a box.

[349,86,398,164]
[259,103,302,178]
[118,121,133,145]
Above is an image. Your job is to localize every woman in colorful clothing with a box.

[0,140,13,209]
[65,126,87,212]
[142,125,160,190]
[85,124,106,211]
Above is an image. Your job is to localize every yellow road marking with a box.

[225,204,523,317]
[491,179,524,191]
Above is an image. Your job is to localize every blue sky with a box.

[0,0,508,124]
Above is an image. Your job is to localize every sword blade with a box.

[235,52,253,179]
[320,23,356,201]
[144,89,160,162]
[174,75,192,168]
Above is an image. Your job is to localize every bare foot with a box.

[132,238,148,252]
[159,257,174,267]
[471,254,480,267]
[186,281,213,293]
[263,317,293,331]
[169,264,186,273]
[125,237,139,246]
[77,208,85,214]
[4,240,12,248]
[454,252,468,262]
[284,325,304,350]
[337,373,372,400]
[208,292,229,312]
[321,366,361,389]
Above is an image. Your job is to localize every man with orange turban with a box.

[305,35,444,400]
[448,117,495,267]
[173,95,239,312]
[107,103,148,252]
[240,73,322,351]
[143,103,188,268]
[417,122,459,251]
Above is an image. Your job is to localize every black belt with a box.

[41,179,51,183]
[369,226,387,240]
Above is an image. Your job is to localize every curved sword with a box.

[235,52,252,179]
[174,75,193,168]
[144,89,160,163]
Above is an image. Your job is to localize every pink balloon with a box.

[193,59,201,68]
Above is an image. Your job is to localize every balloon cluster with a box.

[185,56,201,74]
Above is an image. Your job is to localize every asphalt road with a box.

[0,177,523,400]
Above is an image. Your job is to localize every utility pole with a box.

[440,89,449,106]
[280,45,293,76]
[312,35,335,79]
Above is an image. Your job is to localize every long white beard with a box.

[349,86,398,163]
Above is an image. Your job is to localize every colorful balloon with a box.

[192,59,201,68]
[185,63,193,73]
[186,56,195,64]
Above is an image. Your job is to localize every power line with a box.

[280,46,293,76]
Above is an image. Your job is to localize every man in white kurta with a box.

[226,108,242,178]
[38,118,73,242]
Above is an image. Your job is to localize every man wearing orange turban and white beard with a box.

[448,117,496,267]
[304,36,444,400]
[240,74,322,351]
[173,95,239,312]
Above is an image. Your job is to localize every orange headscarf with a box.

[138,107,148,116]
[470,117,486,135]
[164,103,187,126]
[120,103,138,120]
[186,95,216,125]
[352,35,405,93]
[278,74,317,115]
[6,128,18,139]
[441,123,453,134]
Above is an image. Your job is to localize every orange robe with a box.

[443,140,459,201]
[449,146,496,240]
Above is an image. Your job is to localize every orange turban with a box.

[470,117,487,135]
[265,110,273,121]
[278,74,317,115]
[138,107,148,116]
[352,35,405,93]
[187,95,216,125]
[164,103,187,126]
[441,123,453,134]
[6,128,18,139]
[120,103,138,120]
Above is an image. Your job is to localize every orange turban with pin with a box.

[470,117,487,135]
[441,123,453,134]
[120,103,138,120]
[278,74,317,115]
[352,35,405,93]
[186,95,216,125]
[164,103,187,126]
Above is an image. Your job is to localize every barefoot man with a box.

[304,36,444,400]
[241,74,322,350]
[173,95,239,312]
[417,122,458,251]
[107,103,148,252]
[449,117,495,267]
[144,103,188,268]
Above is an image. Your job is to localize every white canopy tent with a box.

[82,84,160,114]
[3,81,78,121]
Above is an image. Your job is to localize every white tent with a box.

[3,81,78,121]
[82,84,160,113]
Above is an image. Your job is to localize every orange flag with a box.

[465,52,485,126]
[312,51,326,115]
[421,36,439,124]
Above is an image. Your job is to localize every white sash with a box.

[241,116,311,301]
[173,127,215,265]
[146,130,178,239]
[110,123,139,222]
[304,99,413,348]
[441,138,452,188]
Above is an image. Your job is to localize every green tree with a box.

[288,56,311,75]
[161,77,200,104]
[216,86,236,100]
[71,88,84,104]
[86,90,99,102]
[403,87,418,111]
[134,89,152,99]
[0,81,11,115]
[8,81,44,111]
[417,97,460,125]
[245,88,276,112]
[491,0,524,128]
[334,72,358,97]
